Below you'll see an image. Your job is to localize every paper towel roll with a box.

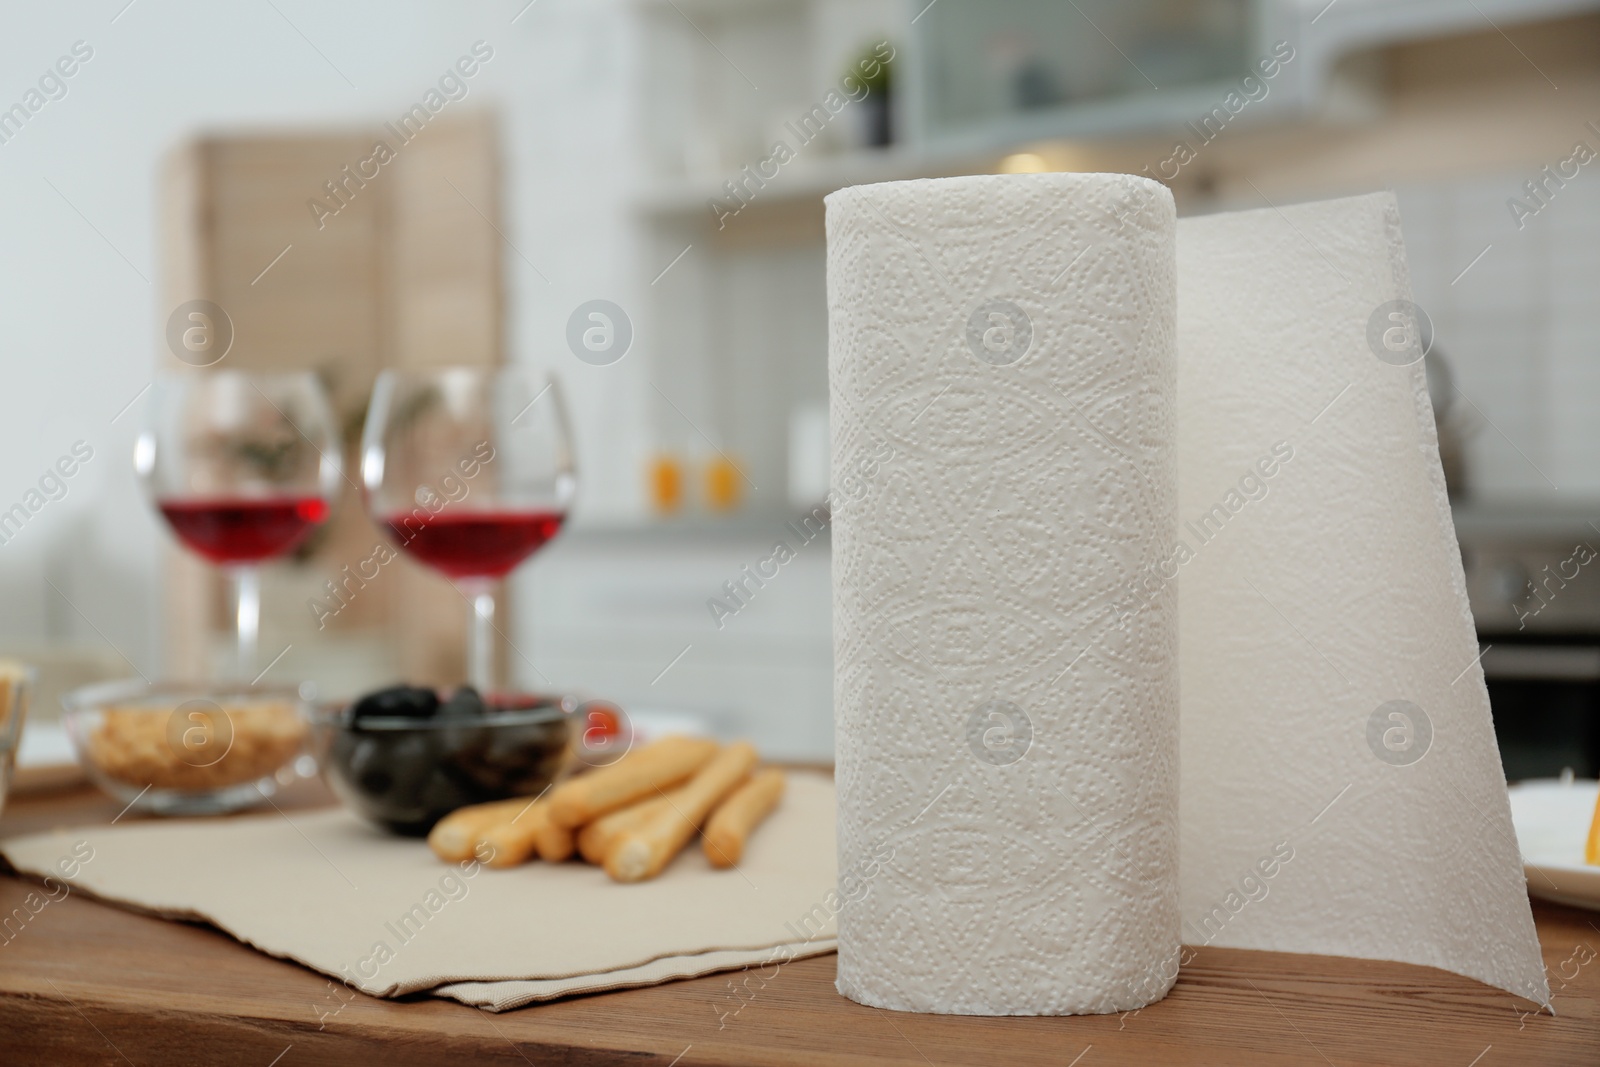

[827,177,1550,1017]
[827,173,1182,1016]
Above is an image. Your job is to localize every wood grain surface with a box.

[2,781,1596,1066]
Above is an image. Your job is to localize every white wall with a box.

[0,0,651,679]
[1397,173,1600,498]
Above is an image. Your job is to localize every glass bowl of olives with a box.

[312,684,571,835]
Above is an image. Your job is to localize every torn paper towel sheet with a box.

[1174,193,1548,1009]
[826,174,1549,1016]
[0,772,840,1010]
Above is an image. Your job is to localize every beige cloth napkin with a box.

[434,941,831,1011]
[0,772,838,1010]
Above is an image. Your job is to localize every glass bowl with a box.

[60,679,317,816]
[0,663,34,819]
[310,692,572,835]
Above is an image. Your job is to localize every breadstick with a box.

[606,742,758,883]
[547,736,718,828]
[575,785,693,865]
[703,768,785,868]
[428,796,541,862]
[533,819,576,863]
[478,800,557,868]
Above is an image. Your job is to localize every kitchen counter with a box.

[2,781,1597,1066]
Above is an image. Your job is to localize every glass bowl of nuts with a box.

[61,680,317,816]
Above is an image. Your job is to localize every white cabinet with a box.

[518,529,834,760]
[906,0,1295,151]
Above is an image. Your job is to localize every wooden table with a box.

[2,782,1596,1066]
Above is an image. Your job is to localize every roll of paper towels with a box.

[828,172,1181,1015]
[825,175,1549,1017]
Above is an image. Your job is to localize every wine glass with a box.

[137,371,341,677]
[360,367,576,693]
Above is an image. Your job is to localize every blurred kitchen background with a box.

[1,0,1598,769]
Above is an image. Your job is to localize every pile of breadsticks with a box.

[426,736,786,883]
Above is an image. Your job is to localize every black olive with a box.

[351,684,439,722]
[344,735,383,780]
[381,732,439,791]
[357,766,394,797]
[437,686,487,718]
[416,773,470,819]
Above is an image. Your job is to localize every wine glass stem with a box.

[232,565,261,679]
[466,583,496,693]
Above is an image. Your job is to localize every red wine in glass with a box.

[160,496,331,564]
[139,372,341,678]
[383,509,565,580]
[361,368,575,692]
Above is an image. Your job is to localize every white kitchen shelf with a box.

[634,144,991,220]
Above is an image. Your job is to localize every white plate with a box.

[1508,778,1600,910]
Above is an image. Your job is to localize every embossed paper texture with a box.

[1174,194,1547,1008]
[825,175,1548,1017]
[827,173,1183,1016]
